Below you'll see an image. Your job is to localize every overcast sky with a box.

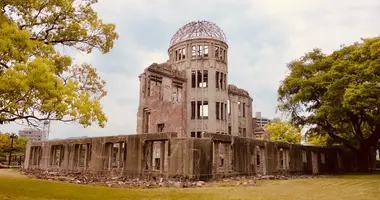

[1,0,380,139]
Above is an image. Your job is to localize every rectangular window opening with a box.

[216,72,219,89]
[191,101,196,119]
[228,100,231,115]
[224,103,227,121]
[256,151,261,166]
[157,123,164,132]
[191,132,196,138]
[197,101,209,119]
[182,48,186,59]
[216,102,220,120]
[154,158,160,170]
[220,73,224,89]
[204,45,209,57]
[243,103,246,118]
[197,70,208,88]
[191,70,196,88]
[221,103,224,121]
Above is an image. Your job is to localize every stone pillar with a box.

[223,143,229,173]
[117,143,122,169]
[160,141,165,173]
[108,143,113,170]
[213,141,219,174]
[30,147,35,167]
[84,144,88,170]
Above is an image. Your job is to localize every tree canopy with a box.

[0,0,118,127]
[0,133,28,154]
[277,36,380,170]
[264,119,302,144]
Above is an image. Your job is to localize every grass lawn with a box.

[0,170,379,200]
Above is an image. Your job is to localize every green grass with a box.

[0,170,379,200]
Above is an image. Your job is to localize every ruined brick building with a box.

[136,20,253,138]
[23,21,370,180]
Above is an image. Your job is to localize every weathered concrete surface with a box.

[24,133,365,181]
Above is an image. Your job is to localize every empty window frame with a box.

[197,70,208,88]
[216,71,219,88]
[154,158,160,170]
[192,101,208,119]
[243,103,246,118]
[302,151,307,163]
[224,103,227,121]
[256,149,261,166]
[192,70,208,88]
[191,70,196,88]
[243,128,246,138]
[157,123,164,132]
[143,108,150,133]
[221,103,224,120]
[215,46,219,58]
[216,102,220,120]
[219,72,224,89]
[228,126,231,135]
[227,100,231,115]
[192,45,209,58]
[320,152,325,164]
[191,101,196,119]
[197,101,209,119]
[191,132,202,138]
[180,48,186,60]
[215,46,225,60]
[148,75,163,100]
[223,73,227,88]
[172,81,183,102]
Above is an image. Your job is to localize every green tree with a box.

[306,132,337,146]
[264,120,302,144]
[0,0,118,127]
[278,36,380,171]
[0,133,28,154]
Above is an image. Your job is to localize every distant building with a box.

[253,112,271,127]
[252,112,271,140]
[19,128,46,141]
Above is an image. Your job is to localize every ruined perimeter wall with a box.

[24,133,357,180]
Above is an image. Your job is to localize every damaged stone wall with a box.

[228,84,253,138]
[24,132,361,181]
[136,62,187,137]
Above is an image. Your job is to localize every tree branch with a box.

[323,121,358,152]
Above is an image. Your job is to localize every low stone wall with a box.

[23,132,358,181]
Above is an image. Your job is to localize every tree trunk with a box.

[356,145,372,172]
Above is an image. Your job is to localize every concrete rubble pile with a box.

[20,169,330,188]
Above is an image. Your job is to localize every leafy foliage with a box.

[264,120,302,144]
[277,36,380,169]
[0,0,118,127]
[0,133,28,154]
[306,132,337,146]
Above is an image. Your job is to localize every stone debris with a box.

[20,169,332,189]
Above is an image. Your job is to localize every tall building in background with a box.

[252,112,271,140]
[253,112,271,127]
[19,128,47,141]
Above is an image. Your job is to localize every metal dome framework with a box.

[169,20,227,47]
